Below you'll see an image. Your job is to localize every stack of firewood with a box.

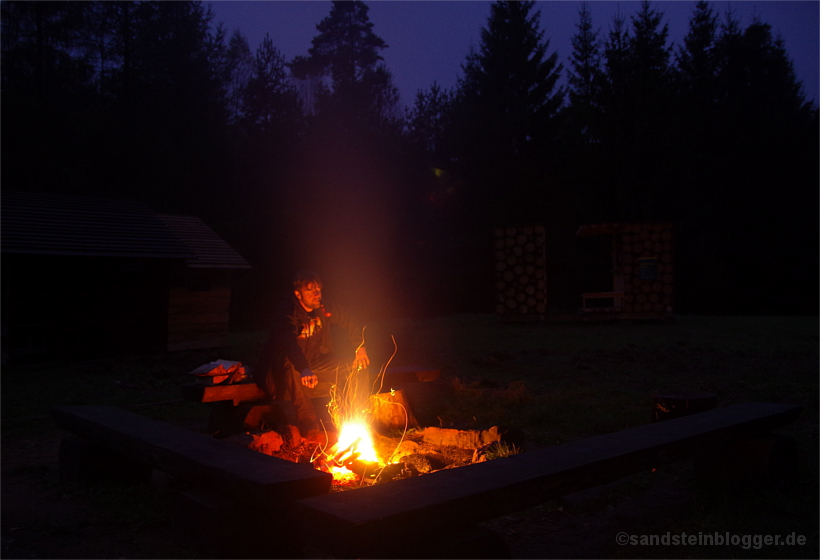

[493,225,547,318]
[618,223,674,314]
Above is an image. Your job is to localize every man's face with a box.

[295,281,322,311]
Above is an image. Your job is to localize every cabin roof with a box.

[158,214,251,269]
[1,191,250,268]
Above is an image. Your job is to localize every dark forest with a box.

[2,0,817,326]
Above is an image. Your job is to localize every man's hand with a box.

[353,347,370,371]
[300,368,318,388]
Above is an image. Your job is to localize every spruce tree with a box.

[598,1,673,221]
[565,2,608,223]
[676,0,719,100]
[458,0,563,159]
[453,0,563,225]
[566,2,603,144]
[289,0,399,132]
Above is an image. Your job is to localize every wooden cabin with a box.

[157,214,252,352]
[1,191,251,362]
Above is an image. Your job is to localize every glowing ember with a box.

[328,464,358,482]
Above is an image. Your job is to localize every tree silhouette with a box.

[691,12,818,312]
[599,1,674,221]
[673,0,720,191]
[458,0,563,159]
[676,0,719,102]
[1,1,98,192]
[238,34,303,136]
[566,2,603,144]
[289,0,400,132]
[2,0,816,317]
[451,0,564,226]
[404,81,455,162]
[1,0,231,216]
[565,2,609,224]
[220,29,254,125]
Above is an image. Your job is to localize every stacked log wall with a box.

[167,268,233,351]
[493,226,547,320]
[618,223,674,315]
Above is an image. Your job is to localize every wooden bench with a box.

[51,405,331,502]
[51,404,333,557]
[180,365,441,406]
[180,378,267,406]
[581,291,624,311]
[295,401,802,559]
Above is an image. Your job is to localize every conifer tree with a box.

[598,1,673,220]
[240,34,303,136]
[670,1,721,216]
[458,0,563,159]
[220,29,255,125]
[404,81,455,161]
[676,0,719,100]
[565,2,609,223]
[451,0,564,227]
[289,0,399,131]
[566,2,603,143]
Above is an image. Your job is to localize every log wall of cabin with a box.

[167,267,233,352]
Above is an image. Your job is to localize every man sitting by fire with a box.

[253,270,370,438]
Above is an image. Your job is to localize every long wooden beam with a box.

[295,401,802,558]
[51,405,331,503]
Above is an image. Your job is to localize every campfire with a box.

[311,359,408,486]
[226,350,523,488]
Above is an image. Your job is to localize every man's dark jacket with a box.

[252,295,365,399]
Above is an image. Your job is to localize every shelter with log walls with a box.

[0,192,251,361]
[577,222,674,317]
[493,222,673,321]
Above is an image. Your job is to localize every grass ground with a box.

[2,314,818,558]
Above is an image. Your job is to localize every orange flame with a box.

[314,333,401,483]
[321,420,383,482]
[334,421,379,463]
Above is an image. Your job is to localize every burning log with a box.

[375,462,406,482]
[377,437,419,464]
[421,425,523,449]
[369,389,418,432]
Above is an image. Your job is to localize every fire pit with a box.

[227,421,523,489]
[225,360,524,489]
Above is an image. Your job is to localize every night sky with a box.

[209,0,820,109]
